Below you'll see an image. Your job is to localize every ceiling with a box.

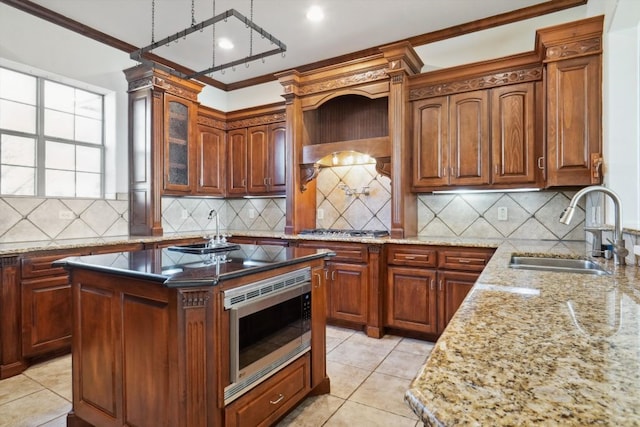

[7,0,586,89]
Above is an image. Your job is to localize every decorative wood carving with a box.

[300,164,320,192]
[298,67,388,96]
[409,66,543,100]
[180,290,210,308]
[196,115,226,129]
[226,113,286,130]
[545,37,601,61]
[375,157,392,178]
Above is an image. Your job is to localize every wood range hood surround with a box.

[277,42,423,236]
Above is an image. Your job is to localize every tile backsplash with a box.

[0,197,128,242]
[417,191,586,240]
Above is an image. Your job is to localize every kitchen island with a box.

[56,243,334,427]
[405,240,640,425]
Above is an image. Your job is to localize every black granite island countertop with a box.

[54,243,335,287]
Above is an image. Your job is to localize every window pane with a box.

[76,172,101,197]
[44,109,74,139]
[46,140,75,170]
[76,145,101,172]
[76,90,102,119]
[75,116,102,144]
[44,80,74,113]
[1,165,35,195]
[0,99,36,133]
[1,134,35,166]
[45,169,75,197]
[0,68,36,105]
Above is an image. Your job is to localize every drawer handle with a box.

[270,393,285,405]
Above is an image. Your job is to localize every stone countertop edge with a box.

[404,240,640,426]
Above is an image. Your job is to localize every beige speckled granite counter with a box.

[405,239,640,426]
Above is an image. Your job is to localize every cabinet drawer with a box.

[225,354,310,427]
[387,245,437,267]
[21,251,84,279]
[438,249,494,272]
[297,241,368,263]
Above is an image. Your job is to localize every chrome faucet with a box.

[559,185,628,265]
[207,209,222,246]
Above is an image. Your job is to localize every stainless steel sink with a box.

[167,242,241,254]
[509,256,611,275]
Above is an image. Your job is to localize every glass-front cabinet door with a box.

[164,94,193,193]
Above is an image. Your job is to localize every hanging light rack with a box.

[130,2,286,80]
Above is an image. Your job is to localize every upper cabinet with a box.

[541,37,603,186]
[196,107,227,196]
[163,94,197,194]
[226,104,287,197]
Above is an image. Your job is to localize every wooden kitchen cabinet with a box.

[196,123,226,195]
[412,90,490,190]
[490,82,539,185]
[163,94,198,194]
[438,270,478,328]
[247,122,287,195]
[545,55,602,186]
[328,262,368,325]
[227,128,248,195]
[386,266,438,334]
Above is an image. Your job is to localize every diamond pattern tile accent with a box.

[460,218,503,238]
[437,198,479,235]
[316,164,391,231]
[484,196,528,237]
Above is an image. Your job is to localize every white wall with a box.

[604,0,640,229]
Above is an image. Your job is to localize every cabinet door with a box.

[412,96,449,189]
[449,90,490,186]
[164,95,194,193]
[196,124,226,195]
[546,55,601,186]
[268,122,287,194]
[227,129,248,195]
[328,262,368,325]
[385,266,437,334]
[491,83,538,185]
[247,125,269,194]
[22,276,71,357]
[438,270,479,330]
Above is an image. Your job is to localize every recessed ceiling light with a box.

[218,38,234,50]
[306,6,324,22]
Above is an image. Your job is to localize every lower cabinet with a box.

[328,262,368,325]
[385,244,494,337]
[386,266,437,334]
[225,354,311,427]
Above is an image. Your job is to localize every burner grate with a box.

[299,229,389,238]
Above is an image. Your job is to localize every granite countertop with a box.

[405,239,640,426]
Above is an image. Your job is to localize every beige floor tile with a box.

[0,389,71,427]
[276,393,345,426]
[326,338,391,371]
[375,349,428,380]
[23,355,72,401]
[349,372,418,419]
[326,360,371,399]
[394,337,435,356]
[324,400,416,427]
[325,325,355,341]
[346,331,402,352]
[326,335,344,353]
[39,414,67,427]
[0,374,44,406]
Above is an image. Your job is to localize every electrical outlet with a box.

[249,209,256,219]
[497,206,508,221]
[181,209,188,220]
[317,209,324,220]
[58,210,74,220]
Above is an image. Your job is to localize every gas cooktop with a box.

[299,229,389,238]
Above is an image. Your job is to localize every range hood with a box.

[299,136,391,191]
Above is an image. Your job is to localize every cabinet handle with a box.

[270,393,285,405]
[314,272,321,288]
[442,166,448,177]
[495,164,500,175]
[430,280,435,291]
[241,179,246,187]
[331,271,336,281]
[537,157,544,170]
[264,177,268,186]
[439,280,443,291]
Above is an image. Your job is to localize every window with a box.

[0,66,104,198]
